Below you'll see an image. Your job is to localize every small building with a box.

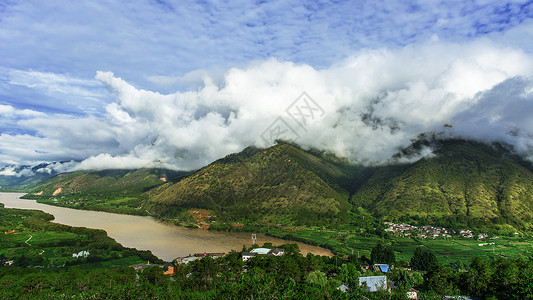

[193,252,225,258]
[401,265,412,271]
[72,250,90,258]
[130,263,160,272]
[242,252,256,261]
[407,288,419,299]
[162,263,176,276]
[269,248,285,256]
[130,262,176,276]
[373,264,390,273]
[336,284,350,293]
[359,275,388,292]
[250,248,271,255]
[360,263,371,271]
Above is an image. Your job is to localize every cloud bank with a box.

[2,32,533,172]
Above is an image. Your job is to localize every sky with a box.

[1,0,533,174]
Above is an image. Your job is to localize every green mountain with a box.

[18,139,533,231]
[26,168,187,198]
[351,139,533,230]
[143,143,359,226]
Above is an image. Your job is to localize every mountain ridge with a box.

[17,139,533,231]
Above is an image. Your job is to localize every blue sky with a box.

[1,0,533,171]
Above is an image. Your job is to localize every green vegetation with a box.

[12,139,533,267]
[370,242,395,264]
[144,143,356,227]
[19,139,533,234]
[143,139,533,234]
[2,137,533,297]
[23,168,189,215]
[410,247,437,271]
[352,139,533,232]
[0,205,161,268]
[1,241,532,299]
[217,221,533,266]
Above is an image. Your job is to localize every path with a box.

[25,235,32,246]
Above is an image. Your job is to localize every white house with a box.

[407,288,419,299]
[359,275,388,292]
[250,248,271,255]
[72,250,90,258]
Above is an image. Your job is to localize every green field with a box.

[254,226,533,265]
[0,205,162,268]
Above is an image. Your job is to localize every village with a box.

[384,221,494,240]
[129,243,427,299]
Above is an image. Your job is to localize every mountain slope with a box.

[144,143,358,226]
[25,168,188,199]
[351,140,533,229]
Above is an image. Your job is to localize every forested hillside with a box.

[144,143,359,226]
[351,140,533,230]
[18,139,533,232]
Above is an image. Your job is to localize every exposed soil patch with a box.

[187,208,215,230]
[52,188,62,196]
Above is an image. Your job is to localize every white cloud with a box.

[1,0,532,93]
[0,68,109,115]
[69,39,533,169]
[1,20,533,170]
[451,76,533,156]
[0,167,17,176]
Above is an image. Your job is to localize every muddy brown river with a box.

[0,193,332,261]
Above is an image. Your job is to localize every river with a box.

[0,193,332,261]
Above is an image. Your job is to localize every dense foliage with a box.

[370,242,395,264]
[1,246,532,299]
[410,247,437,271]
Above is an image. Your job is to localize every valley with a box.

[2,139,533,298]
[11,139,533,265]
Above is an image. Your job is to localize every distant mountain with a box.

[143,143,360,226]
[26,168,189,198]
[0,163,63,190]
[351,139,533,230]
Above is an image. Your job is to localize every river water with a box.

[0,193,332,261]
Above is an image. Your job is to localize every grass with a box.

[80,256,146,269]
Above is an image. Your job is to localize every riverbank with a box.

[22,193,336,256]
[0,193,333,260]
[0,202,160,269]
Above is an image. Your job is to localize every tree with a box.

[410,247,437,271]
[370,242,395,264]
[463,256,494,296]
[305,270,327,288]
[425,265,459,296]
